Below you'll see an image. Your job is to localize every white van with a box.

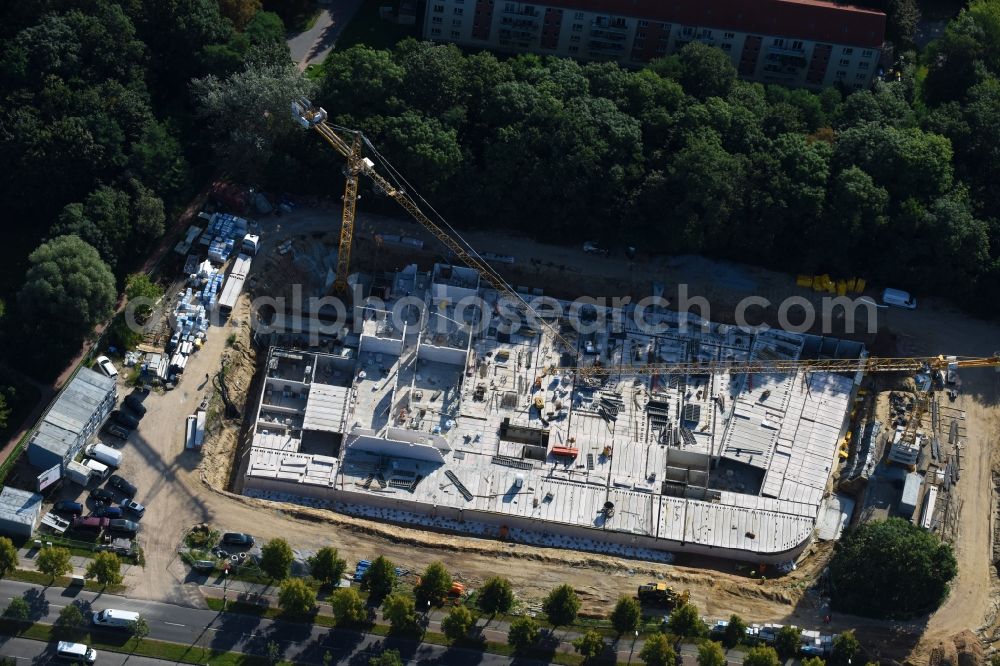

[92,608,140,629]
[882,288,917,309]
[56,641,97,663]
[85,442,122,468]
[82,458,109,480]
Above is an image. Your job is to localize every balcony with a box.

[587,39,625,54]
[591,17,628,32]
[501,4,539,17]
[589,28,627,41]
[768,44,806,57]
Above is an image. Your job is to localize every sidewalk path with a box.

[287,1,364,71]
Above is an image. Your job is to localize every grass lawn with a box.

[335,0,417,51]
[7,569,124,595]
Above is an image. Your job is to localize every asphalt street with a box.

[1,635,170,665]
[0,579,516,665]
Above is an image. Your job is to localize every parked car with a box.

[221,532,254,547]
[92,505,123,519]
[89,488,115,505]
[119,498,145,518]
[111,410,139,430]
[95,356,118,379]
[582,241,609,256]
[123,394,146,417]
[73,516,110,532]
[52,500,83,516]
[105,423,130,440]
[108,519,139,535]
[108,475,137,498]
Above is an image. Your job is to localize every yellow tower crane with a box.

[291,99,1000,380]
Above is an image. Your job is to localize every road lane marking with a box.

[164,621,186,627]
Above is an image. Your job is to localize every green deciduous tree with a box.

[383,593,419,633]
[830,630,861,666]
[86,551,123,587]
[0,537,18,576]
[639,633,677,666]
[477,576,514,616]
[368,649,403,666]
[414,561,452,607]
[697,641,727,666]
[278,577,316,617]
[611,595,641,635]
[219,0,261,31]
[542,584,580,628]
[723,614,747,648]
[191,45,314,180]
[308,546,346,586]
[775,625,802,658]
[260,537,294,580]
[441,604,474,642]
[667,602,707,637]
[131,616,149,644]
[573,628,606,659]
[124,273,163,322]
[507,615,539,650]
[802,658,826,666]
[4,596,29,621]
[330,587,367,624]
[677,42,737,100]
[54,603,85,637]
[37,547,72,581]
[18,235,116,344]
[743,645,780,666]
[362,556,396,604]
[830,518,957,618]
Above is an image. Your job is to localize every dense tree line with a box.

[300,2,1000,315]
[0,0,286,380]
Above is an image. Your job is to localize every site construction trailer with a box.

[84,442,122,468]
[27,368,117,473]
[0,486,43,538]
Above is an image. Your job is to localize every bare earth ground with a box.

[119,206,1000,663]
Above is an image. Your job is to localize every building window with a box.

[682,26,693,36]
[836,70,846,78]
[724,32,734,39]
[858,61,869,70]
[638,20,648,27]
[701,29,712,38]
[839,58,850,66]
[574,11,584,19]
[570,34,580,42]
[659,33,670,42]
[433,3,444,12]
[856,73,867,80]
[843,47,853,55]
[792,40,802,50]
[656,45,667,53]
[721,43,732,51]
[862,49,873,58]
[572,23,582,32]
[453,7,463,14]
[451,30,461,37]
[431,27,441,34]
[569,45,579,52]
[773,37,784,46]
[853,83,863,89]
[432,16,443,23]
[637,31,646,38]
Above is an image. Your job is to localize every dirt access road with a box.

[122,206,998,662]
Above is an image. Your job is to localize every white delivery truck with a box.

[881,287,917,309]
[92,608,141,629]
[56,641,97,663]
[65,460,92,486]
[85,442,122,468]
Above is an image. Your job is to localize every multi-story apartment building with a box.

[422,0,886,90]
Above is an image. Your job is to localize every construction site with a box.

[80,100,1000,664]
[221,104,990,577]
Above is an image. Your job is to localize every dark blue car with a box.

[52,500,83,516]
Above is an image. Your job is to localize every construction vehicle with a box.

[290,100,1000,382]
[636,582,688,607]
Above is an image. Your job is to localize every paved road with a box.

[287,1,364,70]
[0,635,171,665]
[0,579,517,665]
